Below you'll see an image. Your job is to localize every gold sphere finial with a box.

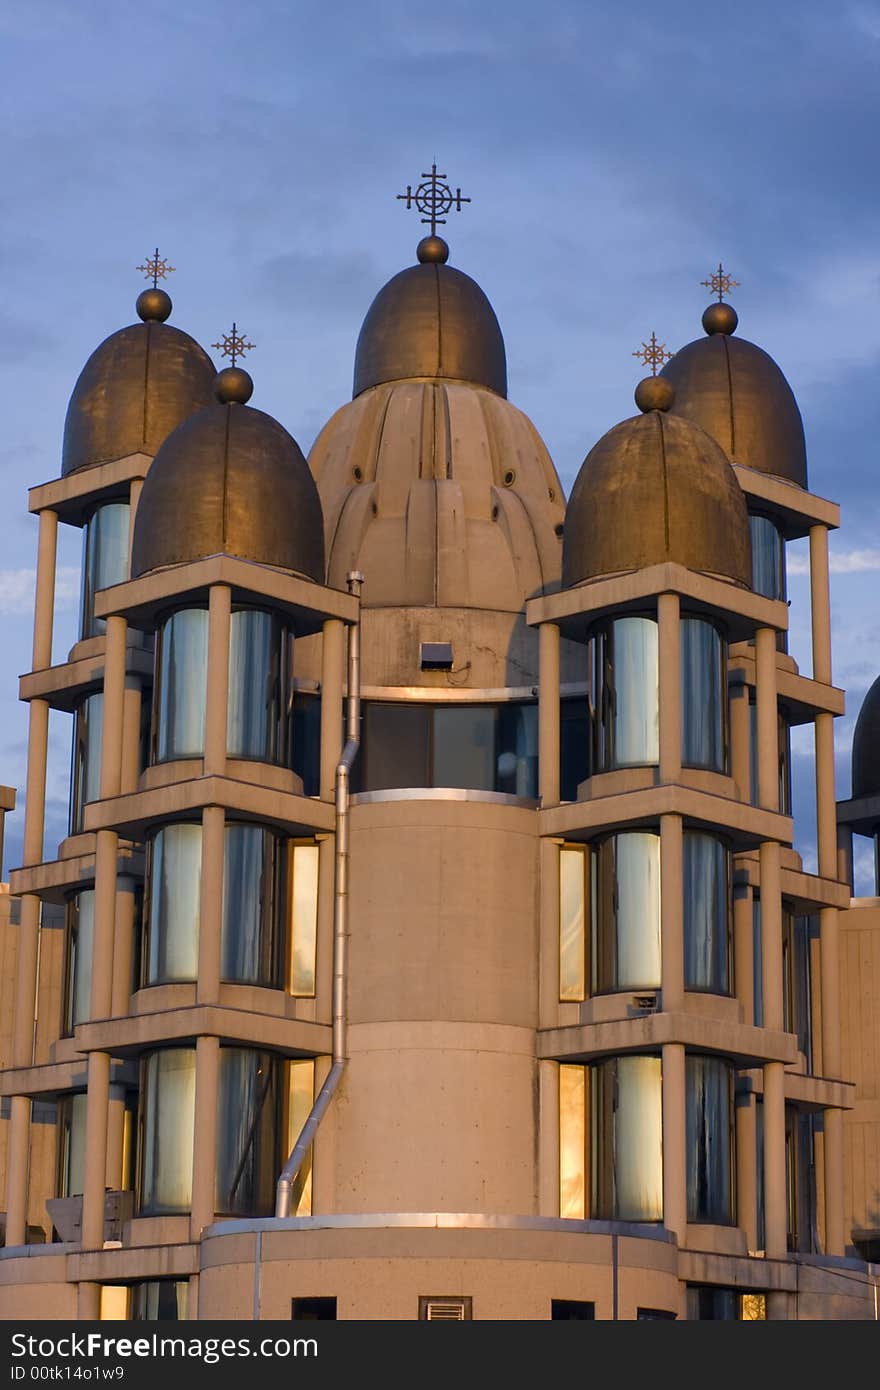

[136,287,172,322]
[635,375,675,413]
[417,234,449,264]
[214,366,254,405]
[702,302,739,336]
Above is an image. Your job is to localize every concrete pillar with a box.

[111,877,137,1017]
[106,1084,127,1189]
[660,814,684,1011]
[197,806,225,1005]
[760,842,783,1033]
[120,678,143,794]
[729,678,751,802]
[755,627,778,813]
[101,616,127,799]
[319,618,345,802]
[836,824,854,891]
[80,1050,111,1250]
[538,621,561,807]
[733,882,754,1024]
[809,524,832,686]
[662,1042,687,1241]
[77,1284,101,1319]
[33,509,58,670]
[658,592,681,783]
[203,584,231,777]
[90,831,119,1022]
[735,1092,759,1253]
[4,1094,31,1247]
[762,1060,787,1258]
[823,1106,845,1256]
[819,901,845,1255]
[189,1036,220,1241]
[815,713,837,879]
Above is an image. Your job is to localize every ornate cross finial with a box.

[397,162,471,237]
[211,322,256,368]
[136,248,175,288]
[701,262,740,302]
[632,332,674,376]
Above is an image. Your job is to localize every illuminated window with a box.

[559,846,586,1002]
[288,843,319,996]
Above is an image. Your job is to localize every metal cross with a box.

[701,262,740,302]
[211,322,256,367]
[397,163,471,237]
[136,248,175,287]
[632,332,674,376]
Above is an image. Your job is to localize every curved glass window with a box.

[681,618,726,771]
[592,617,659,770]
[57,1092,87,1198]
[591,1054,663,1221]
[80,502,130,639]
[64,891,95,1032]
[356,701,538,796]
[227,609,289,763]
[215,1048,282,1216]
[154,608,208,761]
[222,824,282,985]
[144,825,202,984]
[749,515,786,601]
[683,832,730,993]
[70,693,104,834]
[138,1049,196,1215]
[686,1054,734,1224]
[591,832,661,993]
[129,1281,189,1321]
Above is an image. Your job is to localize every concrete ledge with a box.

[541,782,792,850]
[538,1012,798,1066]
[20,641,153,711]
[73,1006,332,1058]
[83,775,335,839]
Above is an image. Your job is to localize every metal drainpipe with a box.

[275,570,363,1218]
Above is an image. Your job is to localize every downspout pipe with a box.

[275,571,363,1218]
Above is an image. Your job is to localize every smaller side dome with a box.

[353,245,507,399]
[62,298,216,476]
[131,385,324,582]
[563,401,751,588]
[852,675,880,801]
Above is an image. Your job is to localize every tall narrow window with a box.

[64,891,96,1033]
[215,1048,282,1217]
[686,1055,734,1224]
[288,843,319,996]
[592,832,661,993]
[559,1063,586,1219]
[559,846,586,1002]
[144,824,202,984]
[138,1049,196,1215]
[227,609,289,763]
[70,692,103,833]
[57,1093,88,1198]
[80,502,130,639]
[592,616,659,769]
[680,618,726,771]
[129,1282,189,1320]
[287,1058,316,1216]
[591,1055,663,1221]
[785,1105,815,1253]
[783,912,813,1064]
[222,824,282,986]
[154,608,209,761]
[683,832,730,994]
[749,515,786,601]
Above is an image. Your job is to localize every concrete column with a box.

[820,907,841,1077]
[815,713,837,879]
[538,621,561,807]
[662,1042,687,1241]
[101,616,127,800]
[755,627,778,813]
[111,877,137,1017]
[809,524,832,686]
[106,1084,127,1189]
[80,1050,111,1250]
[760,841,783,1032]
[4,1094,31,1246]
[90,831,119,1023]
[762,1060,787,1258]
[127,478,144,565]
[660,814,684,1011]
[733,881,754,1024]
[197,806,225,1005]
[658,592,681,783]
[319,618,345,802]
[32,509,58,670]
[735,1092,759,1253]
[823,1106,845,1256]
[77,1284,101,1319]
[203,584,231,777]
[836,824,854,891]
[120,679,143,795]
[190,1035,220,1241]
[729,678,751,802]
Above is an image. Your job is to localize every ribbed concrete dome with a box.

[852,675,880,800]
[309,379,563,610]
[132,400,324,581]
[353,261,507,399]
[661,329,807,487]
[563,408,751,588]
[62,320,216,475]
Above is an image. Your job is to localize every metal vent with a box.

[420,1296,472,1321]
[420,642,454,671]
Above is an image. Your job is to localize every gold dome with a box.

[851,675,880,800]
[62,311,216,476]
[309,379,563,610]
[353,253,507,399]
[660,323,807,487]
[131,394,324,581]
[563,408,751,588]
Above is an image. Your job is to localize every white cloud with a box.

[787,548,880,575]
[0,567,79,615]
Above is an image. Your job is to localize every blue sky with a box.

[2,1,879,884]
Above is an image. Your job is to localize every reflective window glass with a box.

[286,1058,316,1217]
[358,702,539,796]
[559,1063,586,1219]
[154,609,208,761]
[591,1055,663,1221]
[433,705,495,789]
[129,1282,189,1321]
[80,502,130,639]
[227,609,288,763]
[57,1092,88,1198]
[138,1049,196,1215]
[749,515,786,602]
[144,825,202,983]
[215,1048,281,1216]
[681,618,725,771]
[64,891,95,1032]
[288,843,319,996]
[683,832,730,993]
[70,693,103,834]
[686,1054,734,1223]
[222,824,281,986]
[559,847,586,1002]
[592,832,661,993]
[783,912,813,1064]
[291,693,321,796]
[608,617,658,767]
